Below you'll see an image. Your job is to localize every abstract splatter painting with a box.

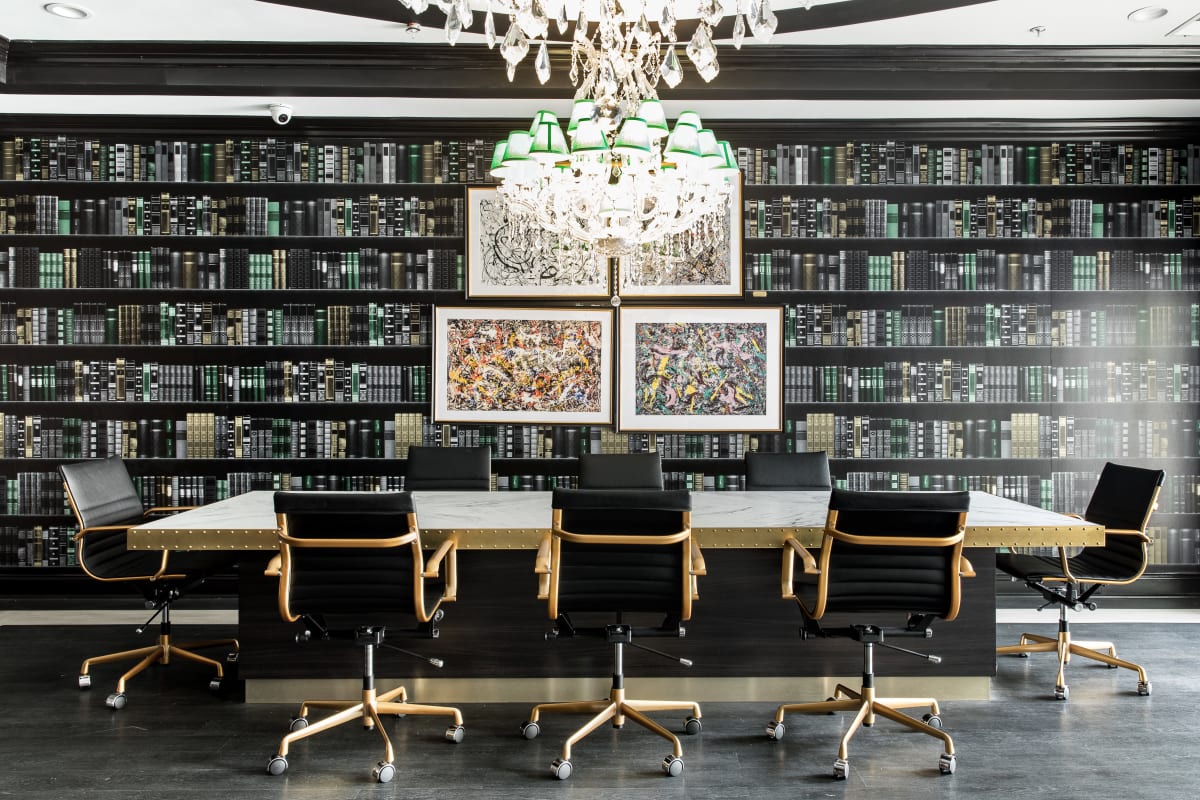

[434,306,613,424]
[618,306,782,432]
[466,187,610,298]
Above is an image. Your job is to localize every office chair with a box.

[404,445,491,490]
[60,457,238,709]
[996,462,1164,700]
[577,452,664,489]
[521,488,705,779]
[265,491,464,783]
[745,450,832,490]
[770,488,974,780]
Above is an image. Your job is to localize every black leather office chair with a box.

[60,457,238,709]
[771,489,974,780]
[265,491,464,783]
[578,452,664,489]
[404,445,491,490]
[745,450,832,490]
[996,462,1164,700]
[521,488,705,780]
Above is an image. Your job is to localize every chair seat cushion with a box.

[997,550,1137,583]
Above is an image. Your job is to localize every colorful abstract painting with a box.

[433,306,613,424]
[618,306,782,432]
[466,187,610,298]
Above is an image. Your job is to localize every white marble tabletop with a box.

[127,489,1102,552]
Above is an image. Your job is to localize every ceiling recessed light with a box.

[1127,6,1168,22]
[43,3,91,19]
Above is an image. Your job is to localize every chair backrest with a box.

[810,489,970,621]
[60,457,150,578]
[548,488,692,620]
[578,452,664,489]
[745,451,832,491]
[273,491,430,622]
[404,446,491,491]
[1077,462,1165,578]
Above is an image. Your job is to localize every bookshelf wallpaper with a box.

[0,131,1196,576]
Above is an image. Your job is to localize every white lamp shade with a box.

[529,120,569,163]
[635,99,669,139]
[613,117,652,156]
[567,99,597,135]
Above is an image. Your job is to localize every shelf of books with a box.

[0,130,1196,583]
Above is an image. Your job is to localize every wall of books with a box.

[0,126,1196,581]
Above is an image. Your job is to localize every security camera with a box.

[268,104,293,126]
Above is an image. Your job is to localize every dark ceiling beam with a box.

[257,0,999,40]
[4,41,1200,102]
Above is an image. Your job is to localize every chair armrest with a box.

[144,505,199,516]
[534,534,552,600]
[958,554,976,578]
[781,537,818,600]
[690,540,707,576]
[263,554,282,577]
[424,538,458,603]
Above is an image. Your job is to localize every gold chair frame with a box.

[774,506,974,779]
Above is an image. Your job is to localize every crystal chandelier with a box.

[490,99,739,258]
[397,0,780,88]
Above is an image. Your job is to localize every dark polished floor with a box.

[2,615,1198,800]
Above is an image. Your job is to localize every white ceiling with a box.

[4,0,1198,46]
[2,0,1199,121]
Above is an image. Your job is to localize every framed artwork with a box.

[466,187,611,298]
[433,306,614,425]
[616,181,742,297]
[617,305,782,432]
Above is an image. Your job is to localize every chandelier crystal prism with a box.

[396,0,778,87]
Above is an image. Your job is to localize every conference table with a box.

[127,489,1102,551]
[127,490,1102,703]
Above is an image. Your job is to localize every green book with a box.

[199,143,213,181]
[314,308,327,346]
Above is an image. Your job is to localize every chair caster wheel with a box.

[939,753,957,775]
[923,713,943,729]
[551,758,572,780]
[226,651,239,663]
[520,721,540,740]
[288,717,308,733]
[78,674,91,690]
[266,756,288,776]
[1054,685,1069,701]
[445,724,465,743]
[684,716,702,735]
[106,692,127,710]
[209,679,222,692]
[1138,681,1152,696]
[372,761,395,783]
[826,697,838,715]
[1018,652,1030,658]
[662,755,684,777]
[833,757,849,780]
[765,720,785,740]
